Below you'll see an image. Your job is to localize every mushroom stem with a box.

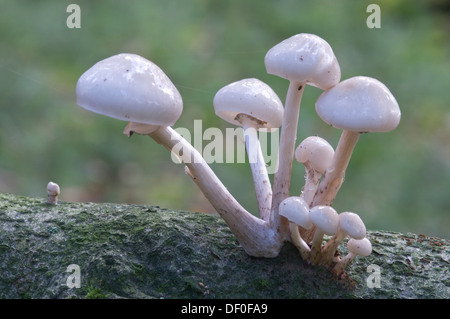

[242,123,272,221]
[289,223,310,260]
[312,130,360,207]
[320,230,347,267]
[271,81,305,229]
[148,126,283,257]
[301,168,321,207]
[309,230,326,265]
[332,238,372,275]
[308,205,339,265]
[332,252,355,275]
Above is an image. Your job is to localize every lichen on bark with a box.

[0,193,448,299]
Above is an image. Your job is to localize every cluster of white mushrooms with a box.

[76,33,400,276]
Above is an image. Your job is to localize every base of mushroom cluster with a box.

[280,196,372,276]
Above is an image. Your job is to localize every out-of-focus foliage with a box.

[0,0,449,238]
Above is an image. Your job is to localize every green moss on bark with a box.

[0,193,448,299]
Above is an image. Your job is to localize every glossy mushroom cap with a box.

[347,238,372,257]
[213,78,284,131]
[76,53,183,127]
[339,212,366,240]
[279,196,313,229]
[295,136,334,175]
[264,33,341,90]
[309,205,339,235]
[315,76,401,133]
[47,182,60,196]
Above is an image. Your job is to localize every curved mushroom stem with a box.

[289,223,310,261]
[241,122,272,222]
[271,81,305,232]
[148,125,284,257]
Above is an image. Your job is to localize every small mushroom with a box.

[279,196,313,260]
[47,181,60,205]
[320,211,367,266]
[332,237,372,276]
[295,136,334,207]
[308,205,339,265]
[264,33,341,230]
[312,76,401,208]
[213,78,284,221]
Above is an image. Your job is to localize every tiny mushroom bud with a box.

[214,78,283,221]
[295,136,334,207]
[332,237,372,276]
[76,53,183,136]
[279,196,313,260]
[321,211,367,266]
[308,205,339,265]
[264,33,341,230]
[312,76,401,208]
[47,181,60,205]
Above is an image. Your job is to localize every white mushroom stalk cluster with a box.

[76,33,400,276]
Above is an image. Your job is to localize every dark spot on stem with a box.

[298,85,303,91]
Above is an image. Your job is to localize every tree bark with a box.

[0,193,448,299]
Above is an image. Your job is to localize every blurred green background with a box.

[1,0,449,238]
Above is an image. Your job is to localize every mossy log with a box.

[0,193,448,299]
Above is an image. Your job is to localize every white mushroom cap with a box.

[213,78,284,131]
[315,76,401,133]
[338,212,366,240]
[309,205,339,235]
[264,33,341,90]
[279,196,313,229]
[295,136,334,175]
[76,53,183,127]
[347,238,372,257]
[47,182,60,196]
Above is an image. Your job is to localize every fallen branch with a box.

[0,193,448,299]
